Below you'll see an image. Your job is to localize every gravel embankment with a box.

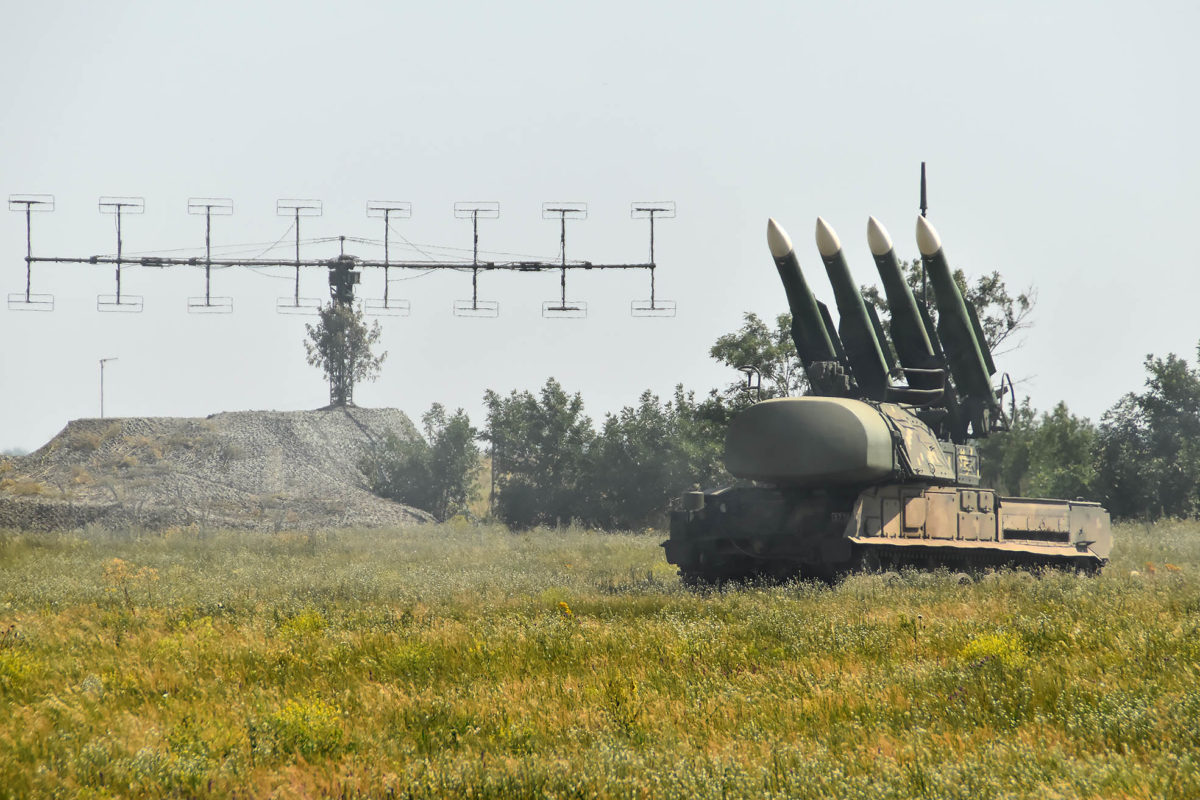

[0,407,432,531]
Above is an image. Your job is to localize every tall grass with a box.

[0,521,1197,799]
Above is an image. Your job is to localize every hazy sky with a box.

[2,0,1196,451]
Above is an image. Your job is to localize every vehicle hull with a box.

[664,484,1111,583]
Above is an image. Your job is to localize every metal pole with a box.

[99,357,117,418]
[559,211,567,306]
[204,206,212,305]
[472,211,479,265]
[294,209,301,306]
[649,210,656,264]
[383,209,390,307]
[649,211,657,309]
[472,211,479,310]
[115,207,123,304]
[24,205,32,302]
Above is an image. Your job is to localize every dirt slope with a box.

[0,407,432,531]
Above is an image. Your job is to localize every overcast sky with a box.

[1,0,1196,451]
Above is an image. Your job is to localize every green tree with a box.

[709,312,806,399]
[359,404,480,521]
[1096,347,1200,519]
[1025,402,1097,500]
[585,386,729,530]
[977,398,1036,495]
[861,257,1035,355]
[484,379,595,529]
[304,303,386,407]
[978,400,1097,500]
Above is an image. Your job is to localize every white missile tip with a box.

[866,216,893,256]
[915,215,942,256]
[814,216,842,257]
[767,218,794,258]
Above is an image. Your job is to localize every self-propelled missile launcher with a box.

[663,213,1112,583]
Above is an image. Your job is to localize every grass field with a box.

[1,520,1198,799]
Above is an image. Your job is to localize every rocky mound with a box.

[0,407,432,531]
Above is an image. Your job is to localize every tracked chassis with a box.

[664,484,1110,584]
[661,397,1112,584]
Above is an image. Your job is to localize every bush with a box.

[360,404,479,521]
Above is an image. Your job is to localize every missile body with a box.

[815,217,891,401]
[916,216,998,434]
[767,218,839,367]
[867,217,936,372]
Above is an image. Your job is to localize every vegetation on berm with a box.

[1,521,1198,798]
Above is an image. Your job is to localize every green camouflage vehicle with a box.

[663,215,1112,583]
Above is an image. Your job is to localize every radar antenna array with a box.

[7,195,676,319]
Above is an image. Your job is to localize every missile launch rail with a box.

[663,212,1112,583]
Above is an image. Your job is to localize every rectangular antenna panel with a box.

[187,297,233,314]
[97,295,144,312]
[542,300,587,319]
[631,201,676,219]
[7,293,54,311]
[187,198,233,215]
[541,202,588,220]
[454,202,500,219]
[98,197,145,213]
[453,299,499,318]
[8,194,55,212]
[275,297,322,315]
[364,298,411,317]
[631,300,677,318]
[276,199,322,216]
[367,201,412,218]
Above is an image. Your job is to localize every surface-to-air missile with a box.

[663,210,1112,583]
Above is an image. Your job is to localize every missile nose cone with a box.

[814,216,842,257]
[916,215,942,256]
[767,218,794,258]
[866,216,893,256]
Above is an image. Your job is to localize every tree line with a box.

[361,380,732,530]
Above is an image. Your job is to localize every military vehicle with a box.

[663,212,1112,583]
